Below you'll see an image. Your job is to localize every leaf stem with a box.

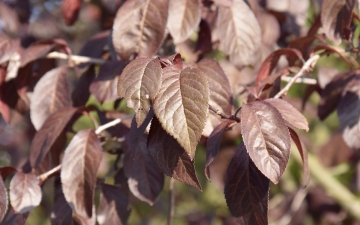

[95,114,134,135]
[167,178,175,225]
[38,164,62,184]
[208,105,240,122]
[274,55,320,99]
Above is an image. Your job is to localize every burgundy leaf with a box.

[318,70,359,120]
[0,67,11,123]
[118,58,162,127]
[197,58,233,136]
[61,0,82,26]
[241,100,291,184]
[148,116,201,190]
[0,166,17,179]
[9,172,42,214]
[51,178,73,225]
[29,107,78,168]
[195,19,212,54]
[78,30,110,62]
[205,119,231,179]
[124,111,164,205]
[0,33,19,65]
[0,177,7,222]
[153,66,209,159]
[288,128,310,186]
[97,184,131,225]
[1,207,29,225]
[72,65,96,107]
[112,0,168,60]
[225,142,269,225]
[30,65,72,130]
[61,129,103,219]
[217,0,261,68]
[337,79,360,149]
[265,98,309,131]
[90,61,126,103]
[167,0,201,43]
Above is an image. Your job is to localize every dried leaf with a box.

[29,107,78,168]
[265,98,309,131]
[61,0,82,25]
[51,178,73,225]
[217,0,261,68]
[225,142,269,225]
[97,184,130,225]
[153,66,209,159]
[9,172,42,214]
[241,100,291,183]
[167,0,201,43]
[30,65,72,130]
[61,129,103,219]
[90,61,127,103]
[118,58,161,126]
[0,177,7,222]
[112,0,168,60]
[148,116,201,190]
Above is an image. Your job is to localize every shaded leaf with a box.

[97,184,130,225]
[61,0,82,26]
[0,34,19,65]
[29,107,78,168]
[337,79,360,149]
[112,0,168,60]
[167,0,201,43]
[30,65,72,130]
[195,19,212,54]
[124,111,164,205]
[318,70,359,120]
[205,119,231,180]
[61,129,103,219]
[1,207,29,225]
[90,61,127,103]
[265,98,309,131]
[217,0,261,68]
[148,116,201,190]
[240,100,291,183]
[225,142,269,225]
[153,66,209,159]
[0,177,7,222]
[118,58,162,127]
[51,178,73,225]
[78,30,110,63]
[9,172,42,214]
[288,128,310,186]
[0,166,17,179]
[72,65,96,107]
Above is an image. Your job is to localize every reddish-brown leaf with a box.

[318,70,359,120]
[61,0,82,26]
[90,61,126,103]
[337,79,360,149]
[29,107,78,168]
[124,111,164,205]
[112,0,168,60]
[148,116,201,190]
[78,30,110,64]
[97,184,131,225]
[61,129,103,219]
[265,98,309,131]
[205,119,231,179]
[217,0,261,68]
[9,172,42,214]
[241,100,291,184]
[195,19,212,54]
[51,178,73,225]
[0,176,7,222]
[167,0,201,43]
[311,45,353,69]
[153,66,209,159]
[30,65,72,130]
[225,142,269,225]
[0,166,17,179]
[288,128,310,186]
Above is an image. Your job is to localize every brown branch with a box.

[38,164,61,184]
[208,105,240,122]
[95,114,134,135]
[46,52,106,65]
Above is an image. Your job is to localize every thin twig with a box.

[167,178,175,225]
[274,55,320,99]
[280,76,317,85]
[38,164,62,183]
[95,114,134,135]
[83,111,99,129]
[208,105,240,122]
[46,52,107,65]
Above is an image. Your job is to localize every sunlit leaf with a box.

[153,66,209,159]
[112,0,168,60]
[241,100,291,183]
[148,116,201,190]
[117,58,161,126]
[225,142,269,225]
[217,0,261,68]
[61,129,103,219]
[30,65,72,130]
[0,33,19,64]
[167,0,201,43]
[9,172,42,214]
